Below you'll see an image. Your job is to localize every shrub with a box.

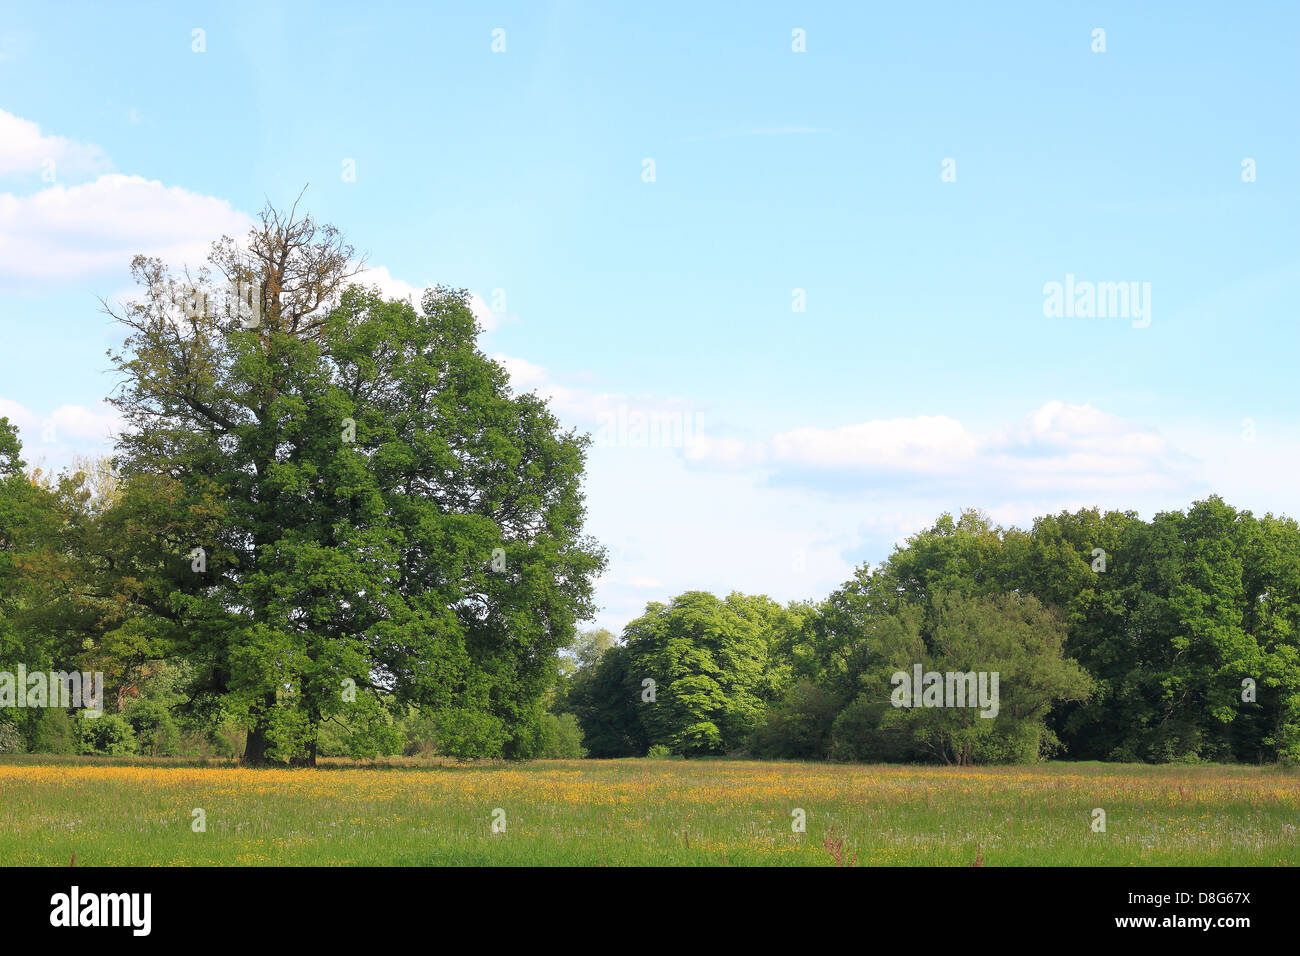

[209,723,245,758]
[315,705,403,759]
[31,708,79,754]
[79,713,138,755]
[830,692,921,762]
[402,728,437,757]
[430,708,507,759]
[126,700,181,756]
[646,744,672,759]
[535,712,587,758]
[752,680,844,759]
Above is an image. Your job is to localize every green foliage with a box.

[567,643,648,757]
[566,592,802,758]
[207,724,245,759]
[888,591,1093,764]
[620,592,794,757]
[79,714,138,755]
[563,628,617,675]
[562,499,1300,766]
[425,707,508,759]
[126,700,181,757]
[752,680,845,759]
[797,499,1300,764]
[0,417,24,477]
[818,592,1092,764]
[831,692,926,762]
[534,712,586,758]
[0,423,72,675]
[315,695,405,759]
[31,709,79,755]
[1039,499,1300,764]
[91,208,605,765]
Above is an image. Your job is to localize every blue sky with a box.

[1,1,1298,632]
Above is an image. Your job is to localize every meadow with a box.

[0,756,1296,866]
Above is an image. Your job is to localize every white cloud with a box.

[682,433,753,466]
[683,401,1192,498]
[0,397,122,468]
[0,396,121,442]
[347,265,425,305]
[469,292,501,332]
[49,402,122,442]
[990,401,1168,457]
[770,415,977,472]
[0,108,111,179]
[494,354,548,391]
[0,111,488,348]
[0,174,252,288]
[348,269,501,332]
[0,398,34,431]
[490,352,702,441]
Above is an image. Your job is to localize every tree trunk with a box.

[290,739,317,768]
[243,724,269,764]
[242,692,277,764]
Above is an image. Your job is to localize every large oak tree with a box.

[104,202,605,764]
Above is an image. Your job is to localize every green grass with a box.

[1,756,1296,865]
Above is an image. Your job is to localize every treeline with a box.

[6,429,1298,765]
[556,501,1300,765]
[3,203,1298,767]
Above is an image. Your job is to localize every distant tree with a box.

[79,713,137,755]
[565,627,617,673]
[0,418,32,671]
[1058,498,1300,762]
[568,643,647,757]
[885,509,1012,602]
[30,708,79,755]
[752,679,844,759]
[535,711,586,758]
[0,721,24,754]
[842,591,1093,765]
[0,417,80,745]
[550,626,618,741]
[621,591,789,757]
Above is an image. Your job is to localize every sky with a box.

[1,1,1297,634]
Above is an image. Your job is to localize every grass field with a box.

[1,756,1296,866]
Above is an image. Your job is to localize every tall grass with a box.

[0,757,1295,866]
